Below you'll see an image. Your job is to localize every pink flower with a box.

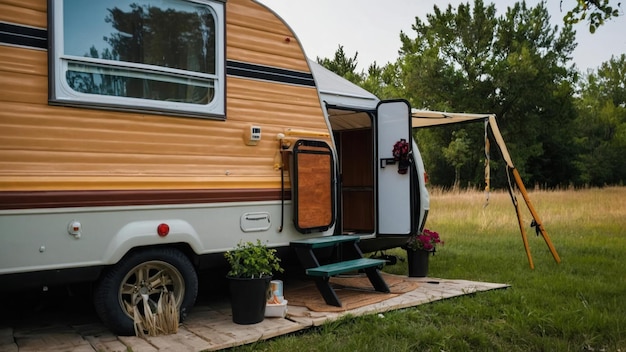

[406,229,443,252]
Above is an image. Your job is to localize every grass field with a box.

[228,187,626,351]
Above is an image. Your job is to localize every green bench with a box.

[291,235,390,307]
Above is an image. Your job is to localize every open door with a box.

[377,100,412,235]
[290,139,336,233]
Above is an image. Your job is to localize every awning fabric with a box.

[411,109,490,127]
[411,110,513,168]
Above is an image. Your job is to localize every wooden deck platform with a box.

[0,275,509,352]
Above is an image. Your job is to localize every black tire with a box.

[93,247,198,336]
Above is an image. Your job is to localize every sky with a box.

[258,0,625,73]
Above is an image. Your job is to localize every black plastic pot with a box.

[407,249,430,277]
[227,276,271,324]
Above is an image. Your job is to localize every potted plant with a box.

[405,229,443,277]
[224,240,283,324]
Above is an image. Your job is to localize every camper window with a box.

[49,0,225,118]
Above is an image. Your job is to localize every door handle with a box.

[380,158,396,168]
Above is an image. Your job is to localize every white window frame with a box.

[49,0,225,118]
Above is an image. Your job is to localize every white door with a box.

[376,100,412,235]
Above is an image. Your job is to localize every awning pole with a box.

[484,120,490,208]
[506,167,534,269]
[511,168,561,264]
[514,193,535,269]
[488,115,561,266]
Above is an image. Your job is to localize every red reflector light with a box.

[424,172,430,184]
[157,223,170,237]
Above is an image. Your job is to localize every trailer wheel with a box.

[93,247,198,336]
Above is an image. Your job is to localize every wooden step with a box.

[290,235,389,307]
[305,258,386,278]
[290,235,360,249]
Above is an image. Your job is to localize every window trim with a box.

[48,0,226,119]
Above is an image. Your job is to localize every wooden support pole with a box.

[513,198,535,269]
[487,116,560,267]
[512,168,561,264]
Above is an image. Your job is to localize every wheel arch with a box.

[101,219,205,266]
[117,242,200,268]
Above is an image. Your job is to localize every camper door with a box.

[377,100,413,235]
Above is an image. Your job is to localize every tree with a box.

[316,45,363,85]
[398,0,579,188]
[573,54,626,185]
[442,130,472,190]
[561,0,622,33]
[360,62,404,100]
[318,46,405,100]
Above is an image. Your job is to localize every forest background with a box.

[317,0,625,190]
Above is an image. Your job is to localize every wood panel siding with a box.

[0,0,46,29]
[227,1,310,72]
[0,0,332,196]
[0,63,47,104]
[0,77,327,189]
[0,45,47,77]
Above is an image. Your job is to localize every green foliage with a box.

[317,46,403,100]
[360,62,404,100]
[442,130,472,188]
[224,240,284,279]
[316,45,362,85]
[562,0,622,33]
[573,54,626,185]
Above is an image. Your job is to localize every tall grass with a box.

[227,187,626,352]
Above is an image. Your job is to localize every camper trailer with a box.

[0,0,430,334]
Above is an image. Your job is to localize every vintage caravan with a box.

[0,0,430,334]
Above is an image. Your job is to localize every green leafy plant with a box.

[224,240,284,278]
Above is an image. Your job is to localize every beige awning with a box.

[411,109,491,128]
[411,109,513,168]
